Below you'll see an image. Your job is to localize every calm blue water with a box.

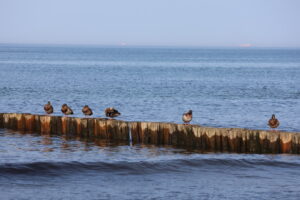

[0,45,300,131]
[0,45,300,199]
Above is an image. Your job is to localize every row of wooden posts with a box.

[0,113,300,154]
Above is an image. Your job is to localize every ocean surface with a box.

[1,129,300,200]
[0,45,300,199]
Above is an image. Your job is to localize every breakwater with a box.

[0,113,299,154]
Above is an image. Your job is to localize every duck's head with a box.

[48,101,51,105]
[62,104,67,107]
[188,110,192,114]
[272,114,276,119]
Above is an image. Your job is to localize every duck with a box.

[61,104,74,115]
[82,105,93,116]
[182,110,192,125]
[268,114,280,131]
[105,107,121,119]
[44,101,53,114]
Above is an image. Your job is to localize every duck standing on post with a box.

[182,110,192,125]
[82,105,93,116]
[61,104,74,115]
[44,101,53,114]
[268,114,280,131]
[105,107,121,119]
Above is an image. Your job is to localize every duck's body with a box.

[82,105,93,116]
[44,101,53,114]
[105,107,121,119]
[61,104,73,115]
[182,110,192,125]
[268,114,280,130]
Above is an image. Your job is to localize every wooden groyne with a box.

[0,113,300,154]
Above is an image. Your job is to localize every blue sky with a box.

[0,0,299,47]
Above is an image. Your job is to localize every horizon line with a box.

[0,42,300,49]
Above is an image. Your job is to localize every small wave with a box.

[1,158,299,176]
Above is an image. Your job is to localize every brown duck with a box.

[44,101,53,114]
[105,107,121,119]
[268,114,280,130]
[82,105,93,116]
[182,110,192,125]
[61,104,73,115]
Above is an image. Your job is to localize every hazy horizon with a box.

[2,43,300,49]
[1,0,300,47]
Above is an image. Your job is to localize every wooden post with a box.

[34,115,41,133]
[24,114,35,132]
[147,122,160,145]
[40,115,51,134]
[291,134,300,154]
[96,119,108,139]
[61,116,69,135]
[15,113,25,132]
[87,118,95,138]
[280,132,293,153]
[0,113,3,128]
[117,121,129,141]
[192,126,203,149]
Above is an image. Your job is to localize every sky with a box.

[0,0,300,47]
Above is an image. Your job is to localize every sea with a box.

[0,44,300,199]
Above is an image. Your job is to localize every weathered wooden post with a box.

[117,121,129,141]
[34,114,41,133]
[280,132,293,153]
[87,118,95,138]
[78,118,87,137]
[24,114,36,132]
[94,119,108,139]
[146,122,160,145]
[61,116,70,135]
[138,122,148,144]
[291,134,300,154]
[40,115,51,134]
[192,126,202,149]
[15,113,25,132]
[0,113,3,129]
[4,113,15,129]
[67,117,76,136]
[161,123,174,145]
[106,119,115,140]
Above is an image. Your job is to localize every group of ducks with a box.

[44,102,280,130]
[181,110,280,130]
[44,101,120,119]
[182,111,280,130]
